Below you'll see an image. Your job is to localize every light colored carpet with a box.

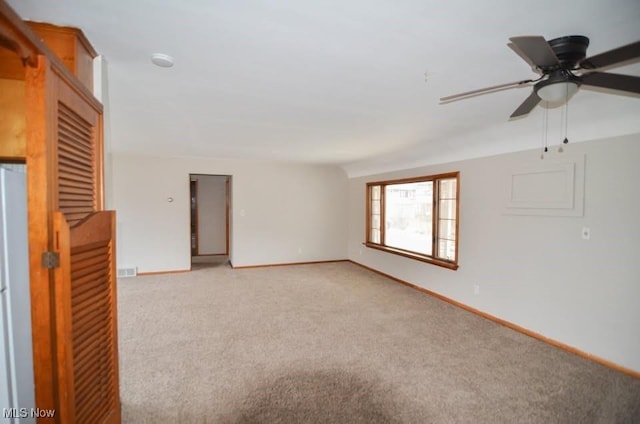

[118,262,640,423]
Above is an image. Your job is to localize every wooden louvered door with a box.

[53,211,119,423]
[48,70,119,422]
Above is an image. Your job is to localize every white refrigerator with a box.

[0,167,35,423]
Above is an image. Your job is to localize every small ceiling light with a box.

[537,81,579,103]
[535,70,580,103]
[151,53,174,68]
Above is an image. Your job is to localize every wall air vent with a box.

[117,267,137,278]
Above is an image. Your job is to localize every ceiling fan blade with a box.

[508,42,542,74]
[509,36,560,69]
[580,41,640,70]
[581,72,640,94]
[510,91,540,118]
[440,79,533,102]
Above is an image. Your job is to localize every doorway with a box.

[189,174,231,267]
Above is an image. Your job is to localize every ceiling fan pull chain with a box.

[559,84,569,153]
[541,102,549,159]
[564,91,569,145]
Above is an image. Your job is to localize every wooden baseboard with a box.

[137,269,190,276]
[349,260,640,380]
[232,259,348,270]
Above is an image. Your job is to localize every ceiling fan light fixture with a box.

[536,80,579,103]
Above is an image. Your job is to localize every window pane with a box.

[370,228,380,244]
[372,215,380,231]
[438,219,456,240]
[384,182,432,255]
[371,185,381,200]
[436,177,457,262]
[369,185,382,244]
[371,200,380,215]
[439,178,457,199]
[439,199,456,220]
[438,238,456,261]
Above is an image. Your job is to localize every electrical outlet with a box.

[298,247,302,254]
[582,227,590,240]
[473,285,480,295]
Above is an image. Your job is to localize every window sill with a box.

[363,242,459,270]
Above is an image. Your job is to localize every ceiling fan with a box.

[440,35,640,118]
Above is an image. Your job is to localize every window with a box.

[366,172,459,270]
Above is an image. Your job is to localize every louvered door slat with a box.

[72,283,108,314]
[59,201,94,209]
[72,253,110,276]
[79,385,113,424]
[73,326,109,373]
[58,122,93,144]
[73,325,110,361]
[57,102,96,226]
[59,176,95,189]
[58,165,93,180]
[59,106,94,134]
[59,155,94,174]
[71,266,109,300]
[59,186,94,197]
[71,271,108,290]
[57,134,93,158]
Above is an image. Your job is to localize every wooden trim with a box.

[380,184,386,245]
[0,2,99,109]
[0,158,26,164]
[454,174,460,264]
[0,1,40,66]
[25,54,59,418]
[50,63,101,114]
[193,253,228,257]
[232,259,349,270]
[367,171,460,187]
[137,269,191,276]
[364,242,459,270]
[225,176,230,256]
[365,185,370,243]
[348,260,640,380]
[26,21,97,58]
[190,179,198,256]
[52,213,74,422]
[107,211,121,421]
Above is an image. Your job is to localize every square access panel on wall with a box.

[504,154,585,217]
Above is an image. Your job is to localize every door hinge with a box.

[42,251,60,269]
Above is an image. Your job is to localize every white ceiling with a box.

[8,0,640,176]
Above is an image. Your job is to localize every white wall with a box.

[112,153,348,272]
[193,175,227,255]
[348,133,640,373]
[93,56,115,209]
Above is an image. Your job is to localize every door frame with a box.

[189,174,231,258]
[190,179,198,256]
